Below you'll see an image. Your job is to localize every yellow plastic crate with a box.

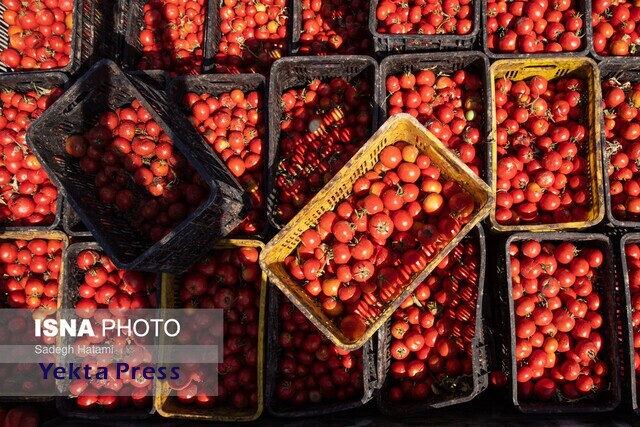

[155,239,267,422]
[489,57,604,232]
[260,114,493,351]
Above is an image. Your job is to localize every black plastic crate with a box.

[120,0,215,74]
[0,71,69,232]
[26,59,248,273]
[618,233,640,415]
[167,73,269,240]
[368,0,480,54]
[0,0,82,74]
[203,0,293,74]
[266,56,379,230]
[60,70,168,239]
[377,51,491,182]
[481,0,591,59]
[56,241,156,420]
[375,224,489,415]
[598,59,640,229]
[265,285,377,417]
[290,0,372,56]
[497,233,621,413]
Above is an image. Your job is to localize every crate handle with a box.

[523,65,558,71]
[60,89,94,115]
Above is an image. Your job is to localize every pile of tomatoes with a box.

[299,0,371,55]
[64,100,210,243]
[385,68,484,176]
[494,75,593,226]
[510,240,610,402]
[212,0,288,75]
[486,0,584,54]
[0,84,63,227]
[70,248,157,411]
[384,239,480,403]
[273,76,373,225]
[0,238,62,314]
[0,238,63,395]
[136,0,207,76]
[602,78,640,221]
[624,242,640,378]
[0,0,74,70]
[592,0,640,57]
[285,141,477,341]
[181,87,265,236]
[171,245,262,410]
[375,0,474,36]
[274,293,365,407]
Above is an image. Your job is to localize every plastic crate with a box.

[260,114,493,351]
[481,0,591,59]
[203,0,293,74]
[155,239,267,422]
[266,55,379,230]
[0,71,68,232]
[290,0,373,56]
[61,70,168,239]
[167,73,269,240]
[265,285,377,417]
[376,224,489,415]
[497,232,621,413]
[598,59,640,229]
[0,230,68,404]
[368,0,480,54]
[120,0,214,74]
[488,57,604,233]
[618,233,640,415]
[0,0,82,74]
[56,241,156,420]
[26,59,248,274]
[377,51,491,182]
